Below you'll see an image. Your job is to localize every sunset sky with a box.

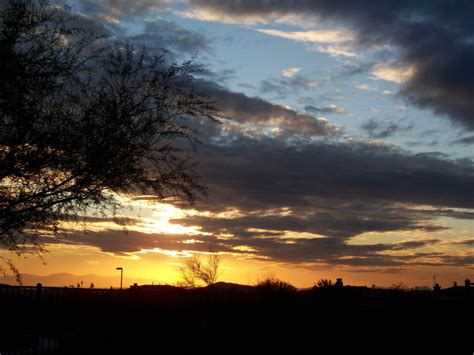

[2,0,473,288]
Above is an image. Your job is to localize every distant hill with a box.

[0,273,157,288]
[205,281,256,292]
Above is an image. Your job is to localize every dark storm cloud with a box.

[44,224,458,268]
[452,239,474,246]
[124,134,473,267]
[391,239,440,250]
[332,252,473,268]
[216,237,467,268]
[423,208,474,221]
[361,118,412,139]
[48,229,228,255]
[195,137,474,212]
[196,81,339,137]
[42,131,473,267]
[172,204,446,240]
[187,0,474,130]
[221,236,392,265]
[40,132,473,267]
[450,135,474,146]
[438,255,474,268]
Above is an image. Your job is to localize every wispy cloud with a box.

[313,45,358,58]
[259,75,318,99]
[305,104,345,115]
[354,83,376,91]
[281,67,302,78]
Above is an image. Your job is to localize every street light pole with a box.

[116,267,123,290]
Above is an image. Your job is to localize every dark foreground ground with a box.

[1,283,473,354]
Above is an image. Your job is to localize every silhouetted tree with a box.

[179,252,222,287]
[0,0,216,275]
[314,278,334,288]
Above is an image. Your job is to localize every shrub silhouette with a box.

[256,275,297,295]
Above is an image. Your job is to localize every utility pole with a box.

[116,267,123,290]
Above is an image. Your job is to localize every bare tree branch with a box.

[179,252,223,287]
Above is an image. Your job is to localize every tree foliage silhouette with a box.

[0,0,216,276]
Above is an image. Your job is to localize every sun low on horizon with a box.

[1,0,473,290]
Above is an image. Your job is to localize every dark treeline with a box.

[1,282,472,354]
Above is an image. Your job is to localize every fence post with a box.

[36,283,42,304]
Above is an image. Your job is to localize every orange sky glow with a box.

[3,197,472,289]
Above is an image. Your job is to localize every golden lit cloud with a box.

[256,28,357,58]
[257,28,354,43]
[59,199,204,236]
[138,248,193,258]
[232,245,258,253]
[176,9,269,25]
[371,63,415,84]
[136,207,205,235]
